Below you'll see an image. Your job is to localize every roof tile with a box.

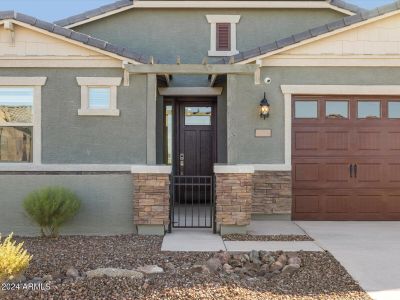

[326,19,346,31]
[309,25,329,37]
[293,30,312,43]
[276,36,295,48]
[0,10,147,63]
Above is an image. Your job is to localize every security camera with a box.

[264,77,272,85]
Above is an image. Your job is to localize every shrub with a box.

[23,187,81,237]
[0,233,32,283]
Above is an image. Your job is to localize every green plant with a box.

[23,187,81,237]
[0,233,32,283]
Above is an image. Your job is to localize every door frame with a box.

[163,97,218,176]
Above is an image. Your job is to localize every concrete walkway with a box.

[224,241,322,252]
[296,221,400,300]
[162,220,321,252]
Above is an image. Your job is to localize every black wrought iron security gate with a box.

[169,175,215,232]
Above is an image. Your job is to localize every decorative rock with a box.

[270,261,284,272]
[137,265,164,274]
[261,254,275,264]
[66,267,79,278]
[282,264,301,274]
[190,265,209,274]
[10,274,26,283]
[277,254,288,265]
[288,256,302,266]
[223,263,233,273]
[243,254,250,261]
[165,262,175,270]
[206,258,222,272]
[249,250,261,265]
[86,268,144,279]
[229,259,242,268]
[214,251,231,264]
[42,274,53,282]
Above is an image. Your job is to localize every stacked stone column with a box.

[132,166,171,235]
[215,167,254,234]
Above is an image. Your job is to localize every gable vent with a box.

[216,23,231,51]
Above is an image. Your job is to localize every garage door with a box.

[292,96,400,220]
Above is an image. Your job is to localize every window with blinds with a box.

[88,87,111,109]
[216,23,231,51]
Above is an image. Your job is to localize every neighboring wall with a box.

[0,68,148,164]
[0,174,135,236]
[75,8,345,64]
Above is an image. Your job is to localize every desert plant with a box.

[23,187,81,237]
[0,233,32,283]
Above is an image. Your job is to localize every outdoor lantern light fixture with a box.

[259,92,270,119]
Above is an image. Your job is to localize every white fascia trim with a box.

[78,108,120,116]
[281,85,400,95]
[64,1,354,29]
[131,165,172,174]
[158,87,223,96]
[76,77,122,86]
[261,55,400,67]
[206,15,241,57]
[0,77,47,86]
[206,15,241,24]
[239,9,400,65]
[0,164,132,172]
[4,20,140,65]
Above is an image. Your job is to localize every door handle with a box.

[354,164,357,178]
[179,153,184,175]
[349,164,353,178]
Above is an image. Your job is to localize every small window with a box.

[295,101,318,119]
[388,101,400,119]
[185,107,212,125]
[88,87,111,109]
[358,101,380,119]
[76,77,121,116]
[216,23,231,51]
[164,104,173,165]
[326,101,348,119]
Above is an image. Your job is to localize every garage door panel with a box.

[294,193,320,213]
[326,193,353,213]
[293,96,400,221]
[326,131,350,151]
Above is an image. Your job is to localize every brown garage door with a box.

[292,95,400,220]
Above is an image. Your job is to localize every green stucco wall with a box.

[227,67,400,164]
[0,174,135,236]
[75,8,344,64]
[0,69,148,164]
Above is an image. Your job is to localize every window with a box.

[164,104,173,165]
[76,77,122,116]
[357,101,380,119]
[326,101,349,119]
[0,88,33,162]
[206,15,240,56]
[185,107,212,125]
[295,101,318,119]
[88,87,111,109]
[388,101,400,119]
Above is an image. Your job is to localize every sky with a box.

[0,0,395,22]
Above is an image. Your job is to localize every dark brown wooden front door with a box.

[292,96,400,220]
[175,100,216,176]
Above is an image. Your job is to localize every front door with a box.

[170,99,217,230]
[176,101,216,176]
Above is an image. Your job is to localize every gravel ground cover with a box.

[223,234,314,241]
[2,235,370,300]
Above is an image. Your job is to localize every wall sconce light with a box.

[259,92,270,119]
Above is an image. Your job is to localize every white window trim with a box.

[0,77,46,165]
[76,77,122,116]
[206,15,241,57]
